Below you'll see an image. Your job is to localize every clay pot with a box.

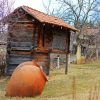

[6,60,48,97]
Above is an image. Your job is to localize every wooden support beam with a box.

[65,30,70,74]
[16,21,33,23]
[32,23,37,50]
[65,54,68,74]
[38,26,43,48]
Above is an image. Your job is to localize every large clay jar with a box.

[6,60,48,97]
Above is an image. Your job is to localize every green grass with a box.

[0,60,100,100]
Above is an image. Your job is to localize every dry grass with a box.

[0,59,100,100]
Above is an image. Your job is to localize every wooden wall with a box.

[6,8,35,75]
[6,8,70,75]
[33,52,50,75]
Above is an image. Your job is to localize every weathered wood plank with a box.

[9,54,32,57]
[11,47,32,51]
[10,51,32,55]
[34,52,50,75]
[10,42,33,47]
[10,42,33,51]
[6,64,18,75]
[38,26,44,48]
[8,59,32,64]
[16,21,33,23]
[51,49,67,54]
[8,55,32,64]
[43,28,52,49]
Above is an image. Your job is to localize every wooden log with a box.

[10,42,32,47]
[10,42,33,51]
[34,52,50,75]
[38,25,44,48]
[51,49,67,54]
[11,47,31,51]
[8,56,32,64]
[6,64,18,75]
[10,51,31,55]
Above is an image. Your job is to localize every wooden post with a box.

[65,29,70,74]
[68,53,70,64]
[76,45,81,64]
[38,25,44,49]
[65,54,68,74]
[57,55,60,69]
[33,24,50,75]
[32,23,37,50]
[96,48,99,59]
[96,42,99,59]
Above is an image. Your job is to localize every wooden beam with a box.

[51,49,67,54]
[38,25,44,49]
[16,21,33,23]
[32,23,37,50]
[68,30,71,53]
[65,30,70,74]
[65,54,68,74]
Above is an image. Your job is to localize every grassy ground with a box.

[0,59,100,100]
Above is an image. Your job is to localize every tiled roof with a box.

[21,6,77,31]
[2,6,78,31]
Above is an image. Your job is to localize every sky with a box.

[13,0,77,14]
[14,0,54,12]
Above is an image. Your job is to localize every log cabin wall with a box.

[33,25,51,75]
[36,25,70,53]
[45,26,70,54]
[33,52,50,75]
[6,8,51,75]
[6,8,36,75]
[33,25,70,75]
[6,7,72,75]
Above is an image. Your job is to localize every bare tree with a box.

[57,0,98,27]
[0,0,15,42]
[42,0,64,16]
[42,0,100,60]
[42,0,99,41]
[42,0,52,15]
[0,0,15,75]
[0,0,15,19]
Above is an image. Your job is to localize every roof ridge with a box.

[2,5,78,32]
[22,5,65,22]
[22,5,48,16]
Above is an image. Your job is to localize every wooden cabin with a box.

[3,6,77,75]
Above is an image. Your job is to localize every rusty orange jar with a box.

[6,61,48,97]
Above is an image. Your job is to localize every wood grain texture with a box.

[6,9,70,75]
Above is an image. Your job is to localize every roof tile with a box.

[22,6,77,31]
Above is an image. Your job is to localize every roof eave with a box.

[22,6,43,23]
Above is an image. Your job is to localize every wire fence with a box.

[50,53,66,71]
